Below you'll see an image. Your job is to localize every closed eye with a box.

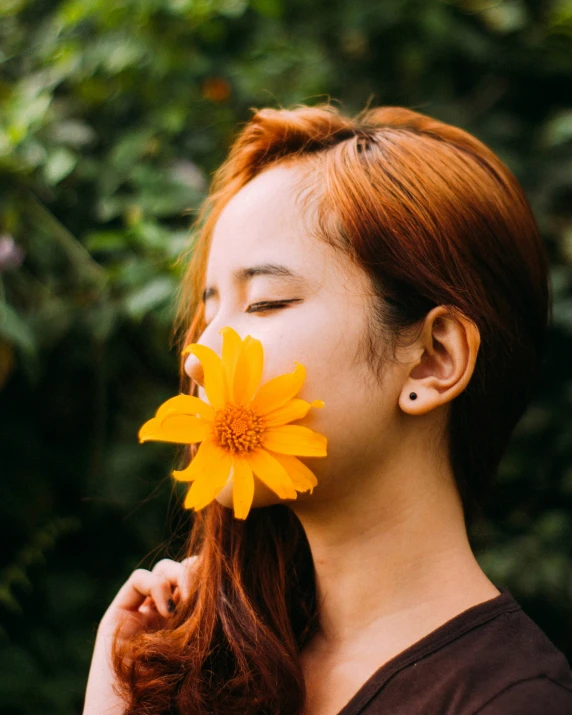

[246,299,302,314]
[202,299,301,330]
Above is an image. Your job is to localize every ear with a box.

[398,306,481,416]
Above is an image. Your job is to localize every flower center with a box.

[212,404,264,454]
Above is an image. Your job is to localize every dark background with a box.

[1,0,571,712]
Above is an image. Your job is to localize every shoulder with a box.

[355,589,572,715]
[473,676,572,714]
[391,588,572,714]
[444,591,572,713]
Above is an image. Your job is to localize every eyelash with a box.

[203,299,298,328]
[246,300,296,313]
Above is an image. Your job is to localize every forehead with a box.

[205,164,325,283]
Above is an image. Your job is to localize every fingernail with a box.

[167,598,176,613]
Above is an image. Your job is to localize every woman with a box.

[83,104,572,714]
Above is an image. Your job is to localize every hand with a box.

[99,555,199,644]
[83,556,200,715]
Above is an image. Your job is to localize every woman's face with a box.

[184,163,405,511]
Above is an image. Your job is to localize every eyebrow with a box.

[202,263,305,303]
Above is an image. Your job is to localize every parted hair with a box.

[112,103,550,714]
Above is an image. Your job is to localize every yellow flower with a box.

[138,326,327,519]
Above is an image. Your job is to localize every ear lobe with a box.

[399,307,481,415]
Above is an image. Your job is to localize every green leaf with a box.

[542,110,572,148]
[43,147,78,185]
[124,275,177,319]
[85,230,129,253]
[0,303,36,354]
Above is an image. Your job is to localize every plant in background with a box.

[1,0,571,711]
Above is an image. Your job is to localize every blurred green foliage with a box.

[1,0,571,712]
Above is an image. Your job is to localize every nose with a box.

[183,323,224,399]
[184,352,204,388]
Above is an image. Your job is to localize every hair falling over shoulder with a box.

[111,103,550,714]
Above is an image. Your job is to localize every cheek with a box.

[294,332,374,422]
[296,350,395,465]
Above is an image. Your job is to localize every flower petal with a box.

[251,362,306,414]
[139,414,212,444]
[220,326,243,391]
[185,344,228,409]
[172,438,216,482]
[267,451,319,494]
[156,394,215,423]
[233,335,264,405]
[245,448,297,500]
[261,425,327,456]
[262,398,318,428]
[183,441,233,511]
[231,456,255,520]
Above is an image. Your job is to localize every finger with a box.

[111,569,154,612]
[152,558,187,581]
[138,595,156,613]
[150,577,176,619]
[138,600,164,630]
[152,556,200,603]
[151,559,190,612]
[181,556,200,566]
[179,556,200,601]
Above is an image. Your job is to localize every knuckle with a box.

[155,558,173,568]
[153,558,175,574]
[182,555,199,568]
[156,574,175,590]
[152,574,172,593]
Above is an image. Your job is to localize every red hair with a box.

[112,104,550,714]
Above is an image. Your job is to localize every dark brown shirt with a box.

[337,587,572,714]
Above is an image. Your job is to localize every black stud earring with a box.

[409,392,417,400]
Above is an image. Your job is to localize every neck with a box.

[291,453,497,648]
